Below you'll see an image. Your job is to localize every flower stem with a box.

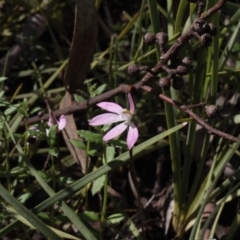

[100,148,108,240]
[129,149,145,238]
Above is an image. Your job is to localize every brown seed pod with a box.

[207,23,217,36]
[143,32,156,46]
[155,32,169,46]
[200,33,212,47]
[193,19,208,34]
[171,76,184,90]
[127,64,140,77]
[158,77,171,90]
[176,57,193,75]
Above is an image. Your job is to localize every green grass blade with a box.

[28,122,188,213]
[5,205,81,240]
[188,139,240,238]
[218,20,240,70]
[23,157,98,240]
[0,185,63,240]
[147,0,183,226]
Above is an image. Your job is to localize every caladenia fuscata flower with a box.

[46,112,66,136]
[28,113,66,144]
[89,93,139,150]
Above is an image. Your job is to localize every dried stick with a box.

[141,85,238,142]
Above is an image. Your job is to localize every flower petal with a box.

[103,122,128,141]
[48,112,58,127]
[89,113,122,126]
[58,115,66,130]
[128,93,135,114]
[97,102,123,114]
[126,122,139,149]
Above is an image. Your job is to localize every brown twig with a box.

[141,85,238,142]
[21,84,131,126]
[200,0,226,20]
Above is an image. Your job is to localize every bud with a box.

[193,19,208,34]
[200,33,212,47]
[176,57,193,75]
[127,64,140,77]
[158,77,171,90]
[171,76,184,90]
[205,105,218,118]
[155,32,169,46]
[143,32,156,46]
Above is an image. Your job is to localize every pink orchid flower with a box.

[89,93,138,150]
[47,112,66,135]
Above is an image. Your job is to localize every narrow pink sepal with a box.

[128,93,135,114]
[97,102,123,114]
[103,122,128,141]
[58,115,66,130]
[126,122,139,149]
[89,113,122,126]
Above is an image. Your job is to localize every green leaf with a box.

[87,149,99,156]
[80,211,100,221]
[104,146,115,163]
[49,148,58,157]
[17,107,26,116]
[69,138,86,150]
[18,193,31,203]
[48,125,57,146]
[107,213,125,224]
[58,176,74,185]
[77,130,102,143]
[4,105,19,115]
[0,91,5,98]
[91,175,106,195]
[73,93,85,103]
[93,83,107,96]
[29,107,42,115]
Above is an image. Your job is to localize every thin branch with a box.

[21,84,131,126]
[141,85,238,142]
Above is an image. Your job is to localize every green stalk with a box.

[210,5,219,103]
[183,44,207,206]
[147,0,182,229]
[100,149,108,240]
[174,0,188,33]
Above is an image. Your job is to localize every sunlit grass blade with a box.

[5,205,81,240]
